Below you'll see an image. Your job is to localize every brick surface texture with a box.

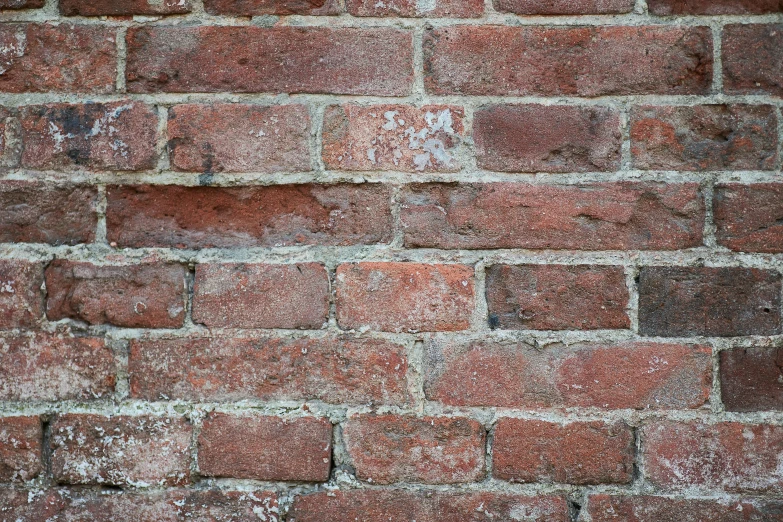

[0,0,780,519]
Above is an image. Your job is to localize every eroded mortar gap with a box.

[184,262,197,327]
[567,497,584,522]
[40,413,53,485]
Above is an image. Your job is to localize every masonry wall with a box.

[0,0,782,520]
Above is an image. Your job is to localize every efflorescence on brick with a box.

[0,0,782,520]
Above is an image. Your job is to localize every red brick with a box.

[586,494,783,522]
[323,104,465,172]
[193,263,328,329]
[336,262,474,333]
[0,259,43,329]
[721,346,783,412]
[474,105,622,173]
[343,414,485,484]
[425,341,712,410]
[493,419,634,485]
[0,182,97,245]
[126,27,413,95]
[0,24,115,93]
[45,261,186,328]
[495,0,633,14]
[0,333,115,401]
[649,0,783,15]
[643,421,783,493]
[714,183,783,254]
[401,182,705,250]
[0,0,44,9]
[723,24,783,96]
[60,0,192,15]
[486,265,630,330]
[168,104,311,173]
[106,184,393,249]
[631,105,778,171]
[424,26,712,96]
[290,490,569,522]
[198,412,331,482]
[639,267,782,337]
[204,0,339,14]
[51,414,192,487]
[346,0,483,17]
[0,416,41,482]
[129,336,410,405]
[0,488,278,521]
[20,102,158,171]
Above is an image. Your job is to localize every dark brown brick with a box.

[493,419,634,485]
[0,24,116,93]
[343,414,485,484]
[425,26,712,96]
[60,0,192,15]
[204,0,339,15]
[486,264,629,330]
[639,267,782,337]
[45,261,186,328]
[494,0,634,14]
[126,27,413,95]
[401,183,705,250]
[0,182,97,245]
[586,495,783,522]
[168,104,311,173]
[0,259,43,329]
[0,416,41,482]
[714,183,783,254]
[721,346,783,412]
[723,24,783,96]
[20,102,158,171]
[474,105,622,173]
[0,0,45,9]
[51,414,192,487]
[106,184,393,249]
[346,0,483,17]
[198,413,331,482]
[631,105,778,171]
[650,0,783,15]
[0,333,115,401]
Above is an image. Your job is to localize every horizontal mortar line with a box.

[2,169,782,186]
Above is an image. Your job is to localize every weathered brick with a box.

[631,105,778,171]
[129,336,410,405]
[60,0,192,15]
[0,259,43,329]
[193,263,329,329]
[20,102,158,171]
[0,416,41,482]
[51,414,192,487]
[0,24,115,93]
[638,267,782,337]
[343,414,485,484]
[585,495,783,522]
[198,413,331,482]
[0,333,115,401]
[401,182,705,250]
[322,104,464,172]
[425,341,712,410]
[714,183,783,254]
[346,0,483,17]
[0,182,97,245]
[291,490,569,522]
[493,419,634,485]
[474,105,622,173]
[204,0,339,15]
[486,265,630,330]
[650,0,783,15]
[106,184,393,249]
[494,0,633,14]
[0,488,278,521]
[126,27,413,95]
[336,262,474,333]
[0,0,44,9]
[45,261,185,329]
[424,26,712,96]
[723,24,783,97]
[643,421,783,493]
[721,346,783,412]
[168,104,311,173]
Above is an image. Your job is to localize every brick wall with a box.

[0,1,782,520]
